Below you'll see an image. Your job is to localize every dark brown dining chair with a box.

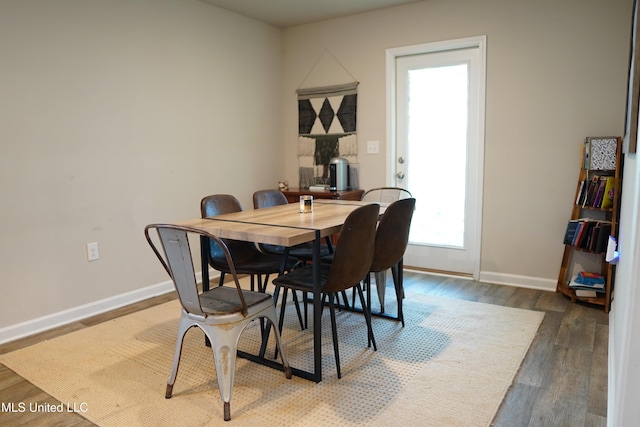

[272,203,380,379]
[200,194,298,293]
[144,224,291,421]
[252,189,335,329]
[252,189,332,264]
[365,197,416,326]
[361,187,413,311]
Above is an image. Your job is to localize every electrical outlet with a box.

[367,140,379,154]
[87,242,99,261]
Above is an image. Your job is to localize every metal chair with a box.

[365,198,416,326]
[272,203,380,379]
[361,186,413,203]
[144,224,292,421]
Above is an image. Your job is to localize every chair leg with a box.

[262,304,292,379]
[327,293,341,379]
[356,282,377,351]
[391,264,404,326]
[203,302,291,421]
[375,270,387,313]
[274,287,289,358]
[290,291,305,330]
[166,314,193,399]
[205,320,248,422]
[340,290,350,309]
[365,274,372,346]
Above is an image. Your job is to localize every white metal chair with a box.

[145,223,292,422]
[361,186,413,203]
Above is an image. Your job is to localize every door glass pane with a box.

[407,63,468,248]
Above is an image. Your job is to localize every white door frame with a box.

[385,35,487,280]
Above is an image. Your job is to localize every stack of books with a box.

[563,218,611,252]
[576,175,616,209]
[569,271,605,298]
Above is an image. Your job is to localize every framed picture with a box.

[624,0,639,153]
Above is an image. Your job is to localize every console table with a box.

[280,188,364,203]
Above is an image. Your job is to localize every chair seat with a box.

[211,252,297,275]
[262,242,331,260]
[200,286,274,315]
[272,264,331,292]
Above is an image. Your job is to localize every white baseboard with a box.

[478,271,557,292]
[0,270,219,345]
[405,267,557,292]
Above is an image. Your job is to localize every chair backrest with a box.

[200,194,258,264]
[253,189,288,209]
[361,187,412,203]
[324,203,380,293]
[144,224,248,316]
[370,198,416,272]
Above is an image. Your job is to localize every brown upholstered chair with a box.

[144,224,291,421]
[365,197,416,326]
[252,189,332,264]
[200,194,298,293]
[272,203,380,379]
[360,188,413,312]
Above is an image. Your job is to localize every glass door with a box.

[388,38,485,277]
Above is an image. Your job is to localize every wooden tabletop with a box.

[178,201,378,247]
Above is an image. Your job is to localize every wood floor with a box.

[0,271,608,426]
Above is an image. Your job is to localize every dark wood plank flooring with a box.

[0,271,608,426]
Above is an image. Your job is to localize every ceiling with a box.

[199,0,423,28]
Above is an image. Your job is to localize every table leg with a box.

[200,235,210,292]
[312,231,322,382]
[200,236,211,348]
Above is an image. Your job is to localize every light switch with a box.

[367,140,379,154]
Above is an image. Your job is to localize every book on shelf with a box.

[563,220,581,245]
[576,180,585,204]
[575,271,605,285]
[601,177,616,209]
[575,289,602,298]
[563,219,611,252]
[582,176,599,207]
[592,176,607,208]
[576,174,615,209]
[569,273,606,298]
[577,221,596,248]
[594,223,612,253]
[587,137,617,171]
[572,220,588,246]
[308,185,329,191]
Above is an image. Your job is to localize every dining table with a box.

[176,198,383,382]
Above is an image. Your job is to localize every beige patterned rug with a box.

[0,292,543,426]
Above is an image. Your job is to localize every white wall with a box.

[0,0,284,330]
[281,0,632,284]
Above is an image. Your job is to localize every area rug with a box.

[0,292,543,426]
